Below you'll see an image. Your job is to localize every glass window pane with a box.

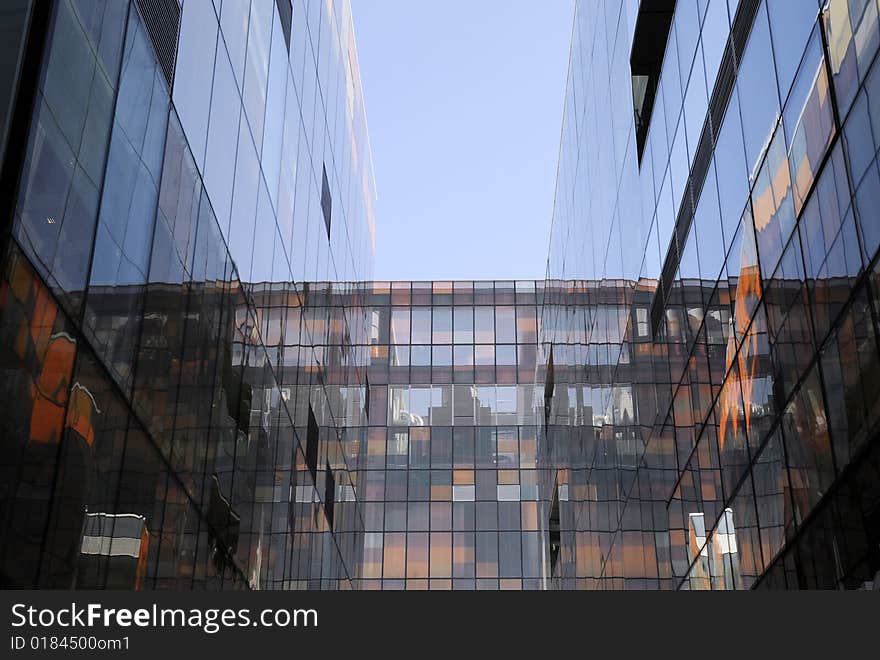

[173,0,217,168]
[453,306,473,343]
[784,29,834,214]
[750,128,795,280]
[736,3,780,178]
[474,307,494,343]
[433,306,452,343]
[411,308,431,344]
[495,306,516,343]
[391,308,410,344]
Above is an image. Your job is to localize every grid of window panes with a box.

[542,0,880,589]
[173,0,376,288]
[280,280,553,589]
[0,0,375,590]
[4,0,880,595]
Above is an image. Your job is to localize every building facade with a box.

[0,0,376,589]
[1,0,879,592]
[541,0,880,589]
[273,280,550,589]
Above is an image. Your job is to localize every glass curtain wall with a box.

[0,0,377,590]
[541,0,880,590]
[268,280,550,590]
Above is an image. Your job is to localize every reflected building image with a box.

[269,280,549,589]
[1,0,879,591]
[0,0,376,589]
[541,0,880,589]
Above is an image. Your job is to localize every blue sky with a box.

[351,1,574,281]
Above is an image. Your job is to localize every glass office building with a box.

[541,0,880,589]
[268,280,549,589]
[0,0,376,589]
[1,0,879,591]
